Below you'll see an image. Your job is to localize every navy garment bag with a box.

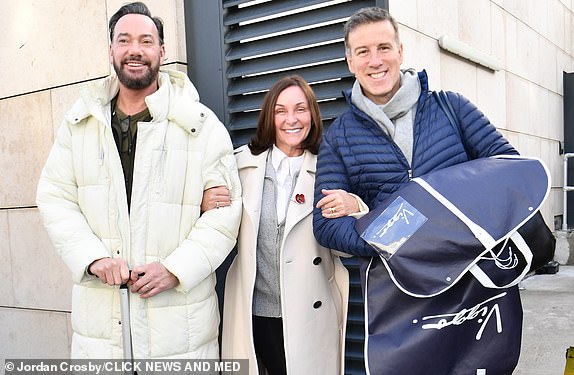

[355,156,555,375]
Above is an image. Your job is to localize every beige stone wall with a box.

[1,0,574,362]
[0,0,186,361]
[391,0,574,229]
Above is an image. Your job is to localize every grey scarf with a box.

[351,69,421,164]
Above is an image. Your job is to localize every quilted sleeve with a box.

[313,132,378,257]
[36,122,111,284]
[161,117,242,293]
[448,91,519,159]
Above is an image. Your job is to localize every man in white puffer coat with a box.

[36,2,241,359]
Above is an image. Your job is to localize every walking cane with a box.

[120,281,134,375]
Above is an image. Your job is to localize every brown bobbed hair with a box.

[248,75,323,155]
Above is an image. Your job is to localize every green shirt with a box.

[111,98,151,211]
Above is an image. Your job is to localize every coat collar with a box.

[66,69,208,136]
[235,145,316,174]
[235,145,316,238]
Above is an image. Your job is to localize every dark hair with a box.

[109,2,164,45]
[249,75,323,155]
[344,7,400,53]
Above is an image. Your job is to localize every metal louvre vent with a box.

[222,0,373,147]
[221,2,377,373]
[181,1,388,374]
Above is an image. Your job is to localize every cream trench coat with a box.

[36,69,242,359]
[222,146,349,375]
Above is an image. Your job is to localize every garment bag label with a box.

[360,196,427,258]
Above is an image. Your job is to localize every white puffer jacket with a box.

[36,69,242,359]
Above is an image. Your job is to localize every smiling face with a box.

[110,13,165,91]
[346,20,403,105]
[274,85,312,157]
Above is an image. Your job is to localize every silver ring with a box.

[216,201,220,209]
[145,284,151,290]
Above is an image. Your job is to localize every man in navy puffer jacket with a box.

[313,6,518,374]
[314,9,516,256]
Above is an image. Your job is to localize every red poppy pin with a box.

[295,194,305,204]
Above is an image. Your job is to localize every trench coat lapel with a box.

[284,151,315,236]
[235,147,268,248]
[236,148,315,244]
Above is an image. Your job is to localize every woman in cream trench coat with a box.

[220,76,349,375]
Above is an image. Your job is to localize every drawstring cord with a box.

[480,237,518,270]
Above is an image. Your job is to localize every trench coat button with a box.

[313,301,322,309]
[116,250,120,255]
[313,257,322,265]
[191,128,196,133]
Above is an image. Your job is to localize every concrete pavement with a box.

[515,265,574,374]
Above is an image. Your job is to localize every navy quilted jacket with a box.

[313,70,518,256]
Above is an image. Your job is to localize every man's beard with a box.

[113,56,160,90]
